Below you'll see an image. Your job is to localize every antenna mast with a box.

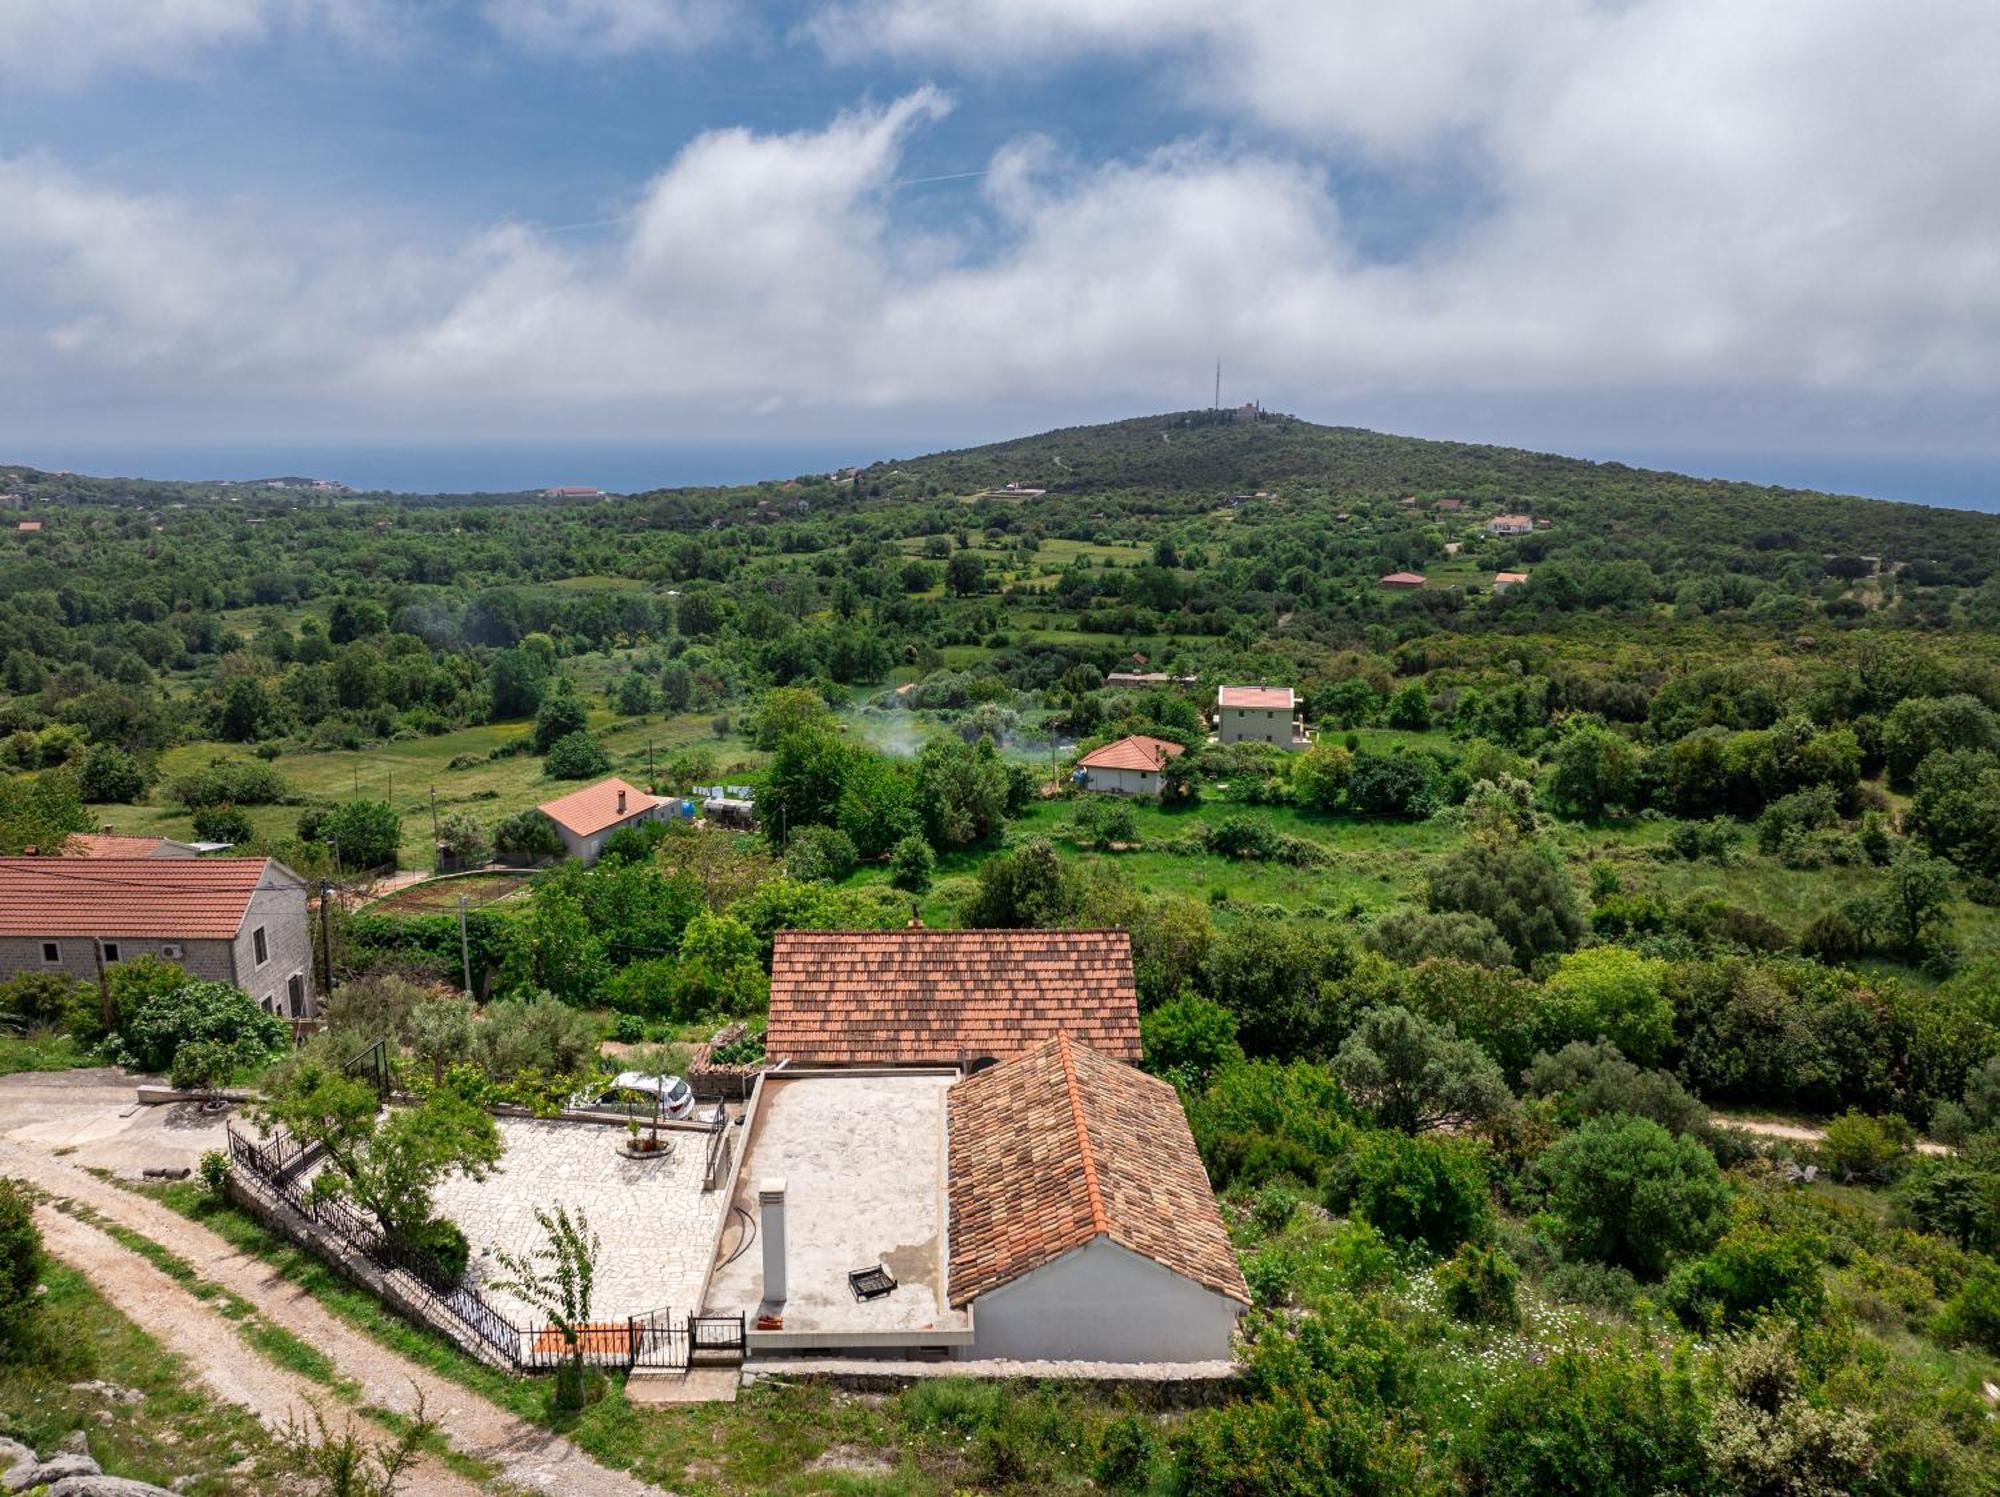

[1214,359,1221,410]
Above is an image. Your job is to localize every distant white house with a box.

[1215,685,1311,750]
[1075,734,1185,796]
[1493,571,1529,594]
[537,777,667,866]
[1487,514,1533,536]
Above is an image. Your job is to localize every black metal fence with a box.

[343,1037,391,1099]
[223,1122,743,1376]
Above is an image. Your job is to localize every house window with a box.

[287,973,306,1017]
[102,943,121,963]
[253,926,269,965]
[261,995,278,1014]
[41,942,60,964]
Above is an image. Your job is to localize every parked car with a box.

[571,1071,695,1120]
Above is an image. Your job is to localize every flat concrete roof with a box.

[703,1071,969,1344]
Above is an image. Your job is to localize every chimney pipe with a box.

[616,788,627,815]
[759,1177,788,1307]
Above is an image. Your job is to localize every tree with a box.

[1071,795,1137,850]
[0,766,86,855]
[488,648,549,719]
[674,913,767,1016]
[1877,849,1956,957]
[407,997,475,1085]
[763,726,858,846]
[1333,1006,1512,1134]
[492,809,564,865]
[1426,839,1584,967]
[1819,1110,1911,1183]
[1522,1040,1709,1138]
[1383,682,1432,731]
[543,730,611,780]
[472,993,601,1079]
[613,671,657,716]
[1362,909,1513,969]
[1546,723,1641,817]
[434,811,490,868]
[491,1205,600,1410]
[259,1063,501,1251]
[76,743,147,803]
[1540,947,1675,1067]
[960,838,1078,928]
[914,735,1010,849]
[1535,1114,1729,1278]
[321,799,402,871]
[1290,742,1354,813]
[888,833,935,893]
[783,824,858,883]
[945,550,985,596]
[751,686,831,750]
[278,1391,436,1497]
[532,692,589,754]
[1141,993,1244,1090]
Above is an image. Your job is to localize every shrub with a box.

[0,1178,41,1347]
[0,970,82,1028]
[1522,1040,1709,1138]
[407,1216,471,1284]
[1363,908,1513,968]
[1534,1114,1729,1278]
[77,743,148,803]
[166,758,292,809]
[1439,1240,1521,1326]
[1327,1129,1493,1253]
[471,992,601,1080]
[887,832,935,893]
[435,811,490,867]
[169,1038,243,1093]
[124,980,289,1074]
[1540,947,1675,1066]
[191,803,254,844]
[1664,1222,1825,1332]
[1819,1110,1912,1183]
[611,1013,643,1044]
[198,1148,231,1197]
[532,692,590,754]
[1331,1005,1512,1134]
[1934,1260,2000,1354]
[1427,838,1584,967]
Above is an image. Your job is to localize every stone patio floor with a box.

[431,1116,728,1327]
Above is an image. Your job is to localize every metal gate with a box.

[630,1308,690,1370]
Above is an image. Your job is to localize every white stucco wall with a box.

[962,1238,1244,1362]
[1081,766,1160,796]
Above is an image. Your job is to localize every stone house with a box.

[0,856,318,1017]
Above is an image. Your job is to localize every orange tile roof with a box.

[1379,571,1427,586]
[63,833,175,858]
[16,521,41,532]
[1076,734,1185,773]
[947,1035,1249,1306]
[1216,685,1294,710]
[536,776,661,837]
[0,857,285,939]
[1494,571,1530,583]
[767,929,1141,1066]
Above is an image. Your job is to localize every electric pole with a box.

[458,894,474,1000]
[1214,358,1221,410]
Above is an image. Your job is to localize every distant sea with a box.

[10,438,2000,513]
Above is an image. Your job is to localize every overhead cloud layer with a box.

[3,0,1997,445]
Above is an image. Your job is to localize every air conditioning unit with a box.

[161,944,184,959]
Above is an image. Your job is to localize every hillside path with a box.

[2,1141,676,1497]
[1715,1114,1951,1157]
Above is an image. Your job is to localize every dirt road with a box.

[2,1133,675,1497]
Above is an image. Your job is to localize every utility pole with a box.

[429,785,439,846]
[1214,358,1221,410]
[458,894,474,1000]
[318,881,336,1000]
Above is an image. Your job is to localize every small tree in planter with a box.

[492,1205,600,1410]
[170,1038,246,1112]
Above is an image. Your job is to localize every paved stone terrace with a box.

[432,1116,728,1326]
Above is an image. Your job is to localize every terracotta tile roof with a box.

[947,1035,1249,1306]
[63,833,183,859]
[767,929,1141,1066]
[1216,685,1295,710]
[1076,734,1185,773]
[1494,571,1530,583]
[1379,571,1427,586]
[536,776,661,838]
[0,857,289,939]
[16,521,41,532]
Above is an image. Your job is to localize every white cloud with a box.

[0,0,393,85]
[479,0,734,56]
[5,0,2000,443]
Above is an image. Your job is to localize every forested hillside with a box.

[7,413,2000,1492]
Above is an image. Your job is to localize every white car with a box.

[574,1071,696,1120]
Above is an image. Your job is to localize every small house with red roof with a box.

[1074,733,1185,796]
[535,776,666,866]
[1378,571,1427,588]
[1215,684,1311,749]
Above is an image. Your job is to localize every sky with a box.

[3,1,2000,487]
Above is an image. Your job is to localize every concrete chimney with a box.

[759,1177,788,1306]
[616,787,627,815]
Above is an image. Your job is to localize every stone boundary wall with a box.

[741,1359,1241,1408]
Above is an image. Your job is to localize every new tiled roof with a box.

[1379,572,1427,585]
[767,929,1141,1066]
[1216,685,1295,710]
[1494,572,1530,583]
[536,777,662,838]
[0,857,284,939]
[1076,734,1186,773]
[947,1035,1249,1306]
